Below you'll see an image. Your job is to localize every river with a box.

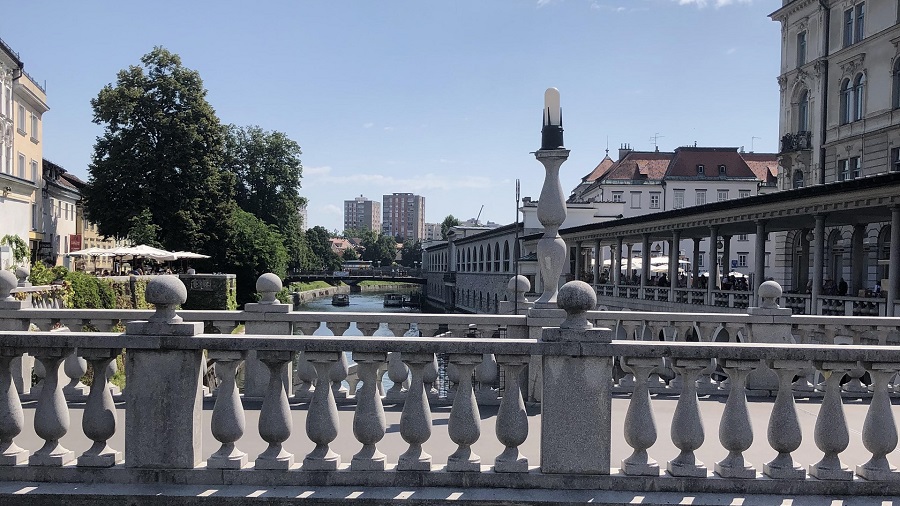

[293,288,423,313]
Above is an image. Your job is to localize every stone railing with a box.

[2,278,900,502]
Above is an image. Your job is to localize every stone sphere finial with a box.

[0,270,16,301]
[758,280,783,309]
[557,280,596,330]
[145,275,187,323]
[507,275,530,303]
[14,265,29,286]
[256,273,283,304]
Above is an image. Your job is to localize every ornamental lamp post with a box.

[533,88,570,309]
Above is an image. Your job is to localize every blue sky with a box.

[3,0,781,234]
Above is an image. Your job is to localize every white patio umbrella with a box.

[727,271,748,278]
[108,245,177,261]
[67,247,106,257]
[173,251,210,259]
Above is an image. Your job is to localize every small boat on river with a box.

[331,293,350,306]
[383,293,405,307]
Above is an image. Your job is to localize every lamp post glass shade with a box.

[541,87,564,150]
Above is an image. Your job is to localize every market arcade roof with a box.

[552,171,900,244]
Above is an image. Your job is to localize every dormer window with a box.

[718,164,726,174]
[697,164,705,174]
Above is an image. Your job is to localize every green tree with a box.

[399,240,422,267]
[223,125,307,268]
[440,214,461,240]
[342,247,359,261]
[126,209,162,247]
[361,233,398,266]
[1,234,29,266]
[305,226,342,271]
[83,47,233,254]
[222,208,288,305]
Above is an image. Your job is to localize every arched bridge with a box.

[285,270,426,286]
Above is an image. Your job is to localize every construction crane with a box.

[475,205,484,226]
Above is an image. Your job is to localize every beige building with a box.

[343,195,381,233]
[0,37,48,267]
[382,192,424,242]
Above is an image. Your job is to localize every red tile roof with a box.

[580,155,615,183]
[665,147,757,178]
[741,152,779,184]
[602,151,672,181]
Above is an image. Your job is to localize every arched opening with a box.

[840,78,853,124]
[826,229,843,292]
[503,241,510,272]
[479,245,485,272]
[797,89,809,132]
[494,243,501,272]
[486,244,492,272]
[853,73,866,121]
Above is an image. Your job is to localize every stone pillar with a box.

[721,235,732,281]
[244,273,292,397]
[669,230,680,302]
[0,271,31,395]
[533,148,570,309]
[641,234,651,296]
[626,243,634,281]
[614,237,623,287]
[125,276,204,469]
[692,238,701,289]
[540,281,612,474]
[888,207,900,316]
[574,241,583,282]
[592,240,601,289]
[851,224,866,297]
[754,220,767,305]
[812,215,826,314]
[708,226,719,299]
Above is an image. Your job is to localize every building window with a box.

[612,192,623,203]
[30,114,38,141]
[798,90,809,132]
[650,193,660,209]
[717,190,728,202]
[793,170,805,188]
[17,105,25,134]
[630,192,641,209]
[718,164,726,174]
[855,3,865,43]
[739,190,750,199]
[797,30,807,67]
[17,153,24,179]
[739,234,749,241]
[29,159,37,182]
[892,147,900,172]
[854,73,865,121]
[697,164,705,174]
[673,190,684,209]
[840,78,852,124]
[695,190,706,206]
[894,60,900,109]
[850,156,861,179]
[738,253,748,267]
[765,252,771,267]
[838,159,850,181]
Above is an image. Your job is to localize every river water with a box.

[293,288,423,314]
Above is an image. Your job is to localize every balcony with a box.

[2,274,900,503]
[780,130,812,154]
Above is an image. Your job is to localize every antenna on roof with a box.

[649,133,664,151]
[605,136,609,157]
[751,136,761,153]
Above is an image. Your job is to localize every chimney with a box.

[618,143,632,161]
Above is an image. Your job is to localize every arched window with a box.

[793,170,804,189]
[797,90,809,132]
[894,60,900,109]
[840,78,852,124]
[503,241,510,272]
[494,243,501,271]
[486,244,492,272]
[853,73,866,121]
[479,245,484,272]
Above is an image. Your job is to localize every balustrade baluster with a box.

[475,353,499,403]
[207,351,247,470]
[254,350,294,470]
[78,349,121,467]
[715,359,756,478]
[29,350,74,466]
[764,360,806,479]
[350,352,387,470]
[398,352,434,471]
[494,355,529,473]
[293,352,317,400]
[329,352,350,400]
[857,362,900,481]
[667,358,708,477]
[447,354,482,471]
[303,351,341,470]
[63,349,89,397]
[621,356,660,476]
[809,361,854,480]
[0,351,27,465]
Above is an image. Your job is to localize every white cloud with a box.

[320,204,342,216]
[304,165,332,176]
[363,122,374,129]
[675,0,751,7]
[536,0,557,6]
[725,47,737,55]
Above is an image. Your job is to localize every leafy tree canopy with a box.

[361,233,398,266]
[305,226,342,271]
[341,247,359,261]
[83,46,232,254]
[126,209,163,248]
[222,208,288,305]
[399,240,422,267]
[441,215,461,240]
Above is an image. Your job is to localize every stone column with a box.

[888,207,900,316]
[812,215,826,315]
[244,273,292,398]
[125,276,204,469]
[626,243,634,281]
[540,281,612,474]
[851,224,866,297]
[721,235,732,281]
[641,234,651,297]
[754,220,767,305]
[669,230,680,302]
[614,237,623,288]
[533,148,570,309]
[593,240,601,289]
[708,226,719,300]
[574,241,583,282]
[692,238,701,289]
